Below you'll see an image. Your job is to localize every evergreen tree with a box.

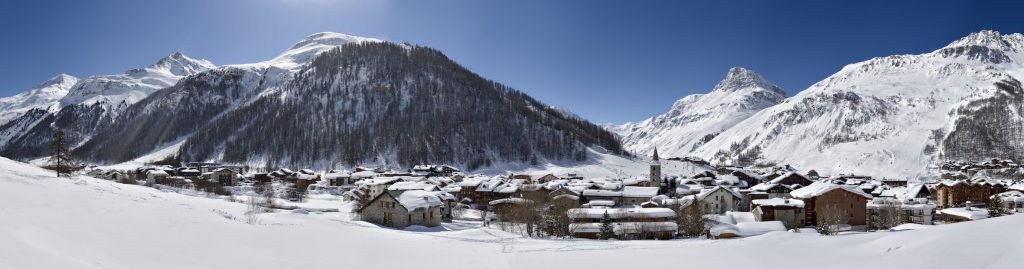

[598,211,616,240]
[50,129,74,177]
[989,195,1008,218]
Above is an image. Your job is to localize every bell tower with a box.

[650,147,661,186]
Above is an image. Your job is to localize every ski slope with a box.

[1,157,1022,269]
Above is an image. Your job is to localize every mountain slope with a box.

[617,67,786,157]
[0,53,214,159]
[74,33,622,169]
[693,30,1024,178]
[0,74,78,126]
[71,33,386,164]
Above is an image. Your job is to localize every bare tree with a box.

[245,195,261,225]
[872,199,903,230]
[677,200,707,238]
[816,204,849,236]
[494,201,541,238]
[540,202,575,237]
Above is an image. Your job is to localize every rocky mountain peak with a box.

[713,67,785,95]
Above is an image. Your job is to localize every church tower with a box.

[650,147,661,186]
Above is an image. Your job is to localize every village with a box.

[82,149,1024,241]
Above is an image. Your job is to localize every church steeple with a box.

[649,147,661,186]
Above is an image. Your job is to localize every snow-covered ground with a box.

[2,156,1023,269]
[466,148,707,178]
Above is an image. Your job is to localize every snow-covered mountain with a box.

[70,32,622,169]
[0,52,214,158]
[693,30,1024,178]
[60,52,215,108]
[617,67,786,158]
[0,74,78,126]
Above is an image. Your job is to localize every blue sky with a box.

[1,0,1022,124]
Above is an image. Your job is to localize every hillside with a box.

[693,30,1024,178]
[0,53,215,159]
[616,67,786,158]
[72,34,622,170]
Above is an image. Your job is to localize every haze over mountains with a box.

[1,30,1023,177]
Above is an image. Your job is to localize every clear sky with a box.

[1,0,1023,124]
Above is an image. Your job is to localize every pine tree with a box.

[50,129,74,177]
[989,195,1008,218]
[598,211,616,240]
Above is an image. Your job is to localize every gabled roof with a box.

[751,198,805,208]
[622,186,660,198]
[790,181,872,199]
[360,190,445,213]
[582,189,622,197]
[696,186,742,200]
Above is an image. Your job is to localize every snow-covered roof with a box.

[1008,183,1024,192]
[357,177,401,186]
[293,173,318,180]
[732,169,764,180]
[488,197,534,206]
[622,186,659,198]
[866,197,936,210]
[715,175,741,186]
[582,189,622,197]
[475,178,506,192]
[769,172,809,184]
[567,208,676,219]
[749,182,790,192]
[396,190,444,211]
[457,177,484,187]
[598,181,622,190]
[992,190,1024,203]
[350,170,377,179]
[147,170,168,176]
[324,172,351,179]
[387,181,439,192]
[566,185,589,194]
[494,183,520,194]
[751,198,805,208]
[568,222,677,234]
[726,211,756,223]
[790,182,872,199]
[939,207,988,220]
[710,221,787,238]
[551,194,580,201]
[622,177,648,186]
[585,200,616,207]
[412,165,435,171]
[696,186,742,200]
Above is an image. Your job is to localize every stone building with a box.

[358,190,448,229]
